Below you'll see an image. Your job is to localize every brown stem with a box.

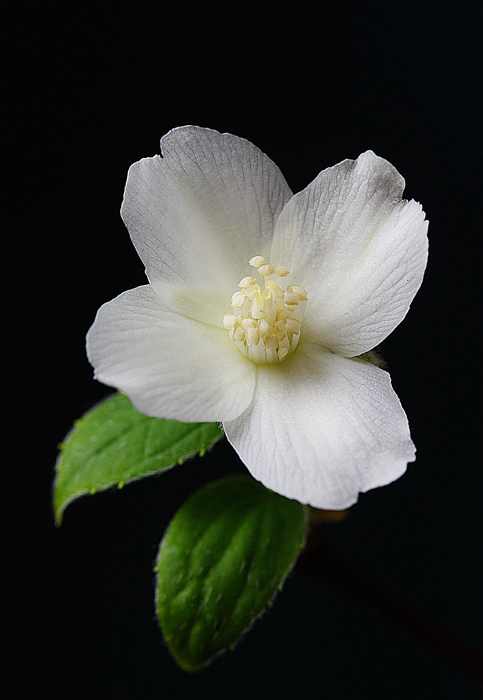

[295,535,483,682]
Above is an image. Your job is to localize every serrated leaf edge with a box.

[54,418,223,524]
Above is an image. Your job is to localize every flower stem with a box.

[295,533,483,682]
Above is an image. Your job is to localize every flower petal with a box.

[271,151,428,356]
[224,344,415,509]
[121,126,293,313]
[86,285,256,422]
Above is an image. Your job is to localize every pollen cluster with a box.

[223,256,308,364]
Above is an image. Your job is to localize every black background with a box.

[9,2,482,698]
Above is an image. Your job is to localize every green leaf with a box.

[154,476,307,671]
[53,393,223,524]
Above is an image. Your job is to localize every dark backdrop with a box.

[10,3,482,698]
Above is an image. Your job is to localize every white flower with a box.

[86,126,428,509]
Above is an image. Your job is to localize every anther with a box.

[246,327,260,345]
[223,314,236,329]
[249,256,266,268]
[275,266,289,277]
[264,336,278,351]
[238,276,256,288]
[241,318,256,329]
[292,285,308,301]
[231,292,246,307]
[258,265,275,276]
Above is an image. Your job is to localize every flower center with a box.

[223,256,308,365]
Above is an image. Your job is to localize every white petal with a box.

[121,126,293,311]
[271,151,428,356]
[86,285,256,422]
[224,344,415,509]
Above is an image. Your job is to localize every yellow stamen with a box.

[224,256,308,364]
